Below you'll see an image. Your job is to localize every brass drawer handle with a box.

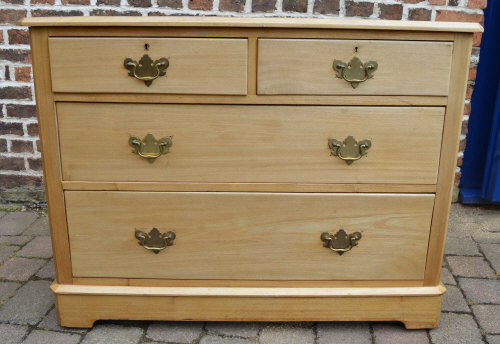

[321,229,362,256]
[333,57,378,88]
[124,54,169,87]
[129,133,172,163]
[328,136,371,165]
[135,227,176,254]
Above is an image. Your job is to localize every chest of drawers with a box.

[21,17,482,329]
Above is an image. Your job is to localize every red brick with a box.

[10,140,33,153]
[0,175,42,188]
[31,0,55,4]
[90,9,142,16]
[408,8,432,21]
[461,119,469,136]
[14,67,31,82]
[0,122,23,136]
[473,32,482,47]
[188,0,213,10]
[283,0,307,12]
[219,0,244,12]
[128,0,151,6]
[148,12,168,15]
[429,0,446,4]
[379,4,403,20]
[28,158,42,171]
[0,10,27,25]
[459,139,466,151]
[345,1,373,17]
[0,33,3,45]
[157,0,182,8]
[0,157,25,171]
[1,0,23,4]
[32,9,84,17]
[0,50,31,64]
[4,66,11,81]
[35,140,40,152]
[0,87,32,100]
[466,84,474,99]
[8,29,29,45]
[252,0,276,12]
[313,0,339,14]
[448,0,459,6]
[468,68,477,81]
[0,139,7,152]
[457,155,463,167]
[96,0,120,4]
[468,0,487,9]
[27,123,39,136]
[464,102,471,116]
[436,10,484,25]
[6,105,36,119]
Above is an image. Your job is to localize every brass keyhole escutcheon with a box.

[321,229,362,256]
[328,136,371,165]
[135,227,176,254]
[124,54,169,86]
[129,133,172,163]
[333,56,378,88]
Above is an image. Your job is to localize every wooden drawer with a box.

[65,191,435,280]
[48,38,248,95]
[258,39,453,96]
[57,103,444,184]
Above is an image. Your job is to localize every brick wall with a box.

[0,0,486,202]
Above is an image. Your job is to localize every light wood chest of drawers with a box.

[22,16,482,329]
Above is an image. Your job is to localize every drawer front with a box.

[48,38,248,95]
[57,103,444,184]
[66,191,435,280]
[258,39,453,96]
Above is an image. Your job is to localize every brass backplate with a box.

[129,133,172,163]
[124,54,169,86]
[328,136,371,165]
[333,56,378,88]
[135,227,176,254]
[321,229,362,256]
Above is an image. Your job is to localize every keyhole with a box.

[354,46,358,53]
[144,43,150,51]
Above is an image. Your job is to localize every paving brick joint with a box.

[0,204,498,343]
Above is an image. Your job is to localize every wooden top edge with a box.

[20,16,483,32]
[51,282,446,297]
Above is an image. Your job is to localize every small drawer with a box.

[57,103,444,185]
[48,38,248,95]
[65,191,435,280]
[258,39,453,96]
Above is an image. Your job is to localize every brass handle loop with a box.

[333,57,378,88]
[321,229,362,256]
[135,227,176,254]
[328,136,371,165]
[129,133,172,163]
[124,54,169,87]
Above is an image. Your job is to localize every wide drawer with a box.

[65,191,435,280]
[48,38,248,95]
[57,103,445,184]
[258,39,453,96]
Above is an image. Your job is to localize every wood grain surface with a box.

[57,103,445,185]
[258,39,453,96]
[65,191,435,280]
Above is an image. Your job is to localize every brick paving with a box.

[0,204,498,344]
